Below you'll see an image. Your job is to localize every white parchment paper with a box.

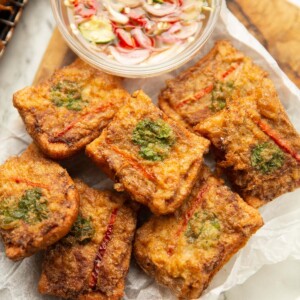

[1,2,300,299]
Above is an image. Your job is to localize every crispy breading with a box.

[194,86,300,208]
[134,167,263,299]
[38,180,137,300]
[86,90,210,215]
[159,40,267,129]
[13,59,130,159]
[0,144,79,260]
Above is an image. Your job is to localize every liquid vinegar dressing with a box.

[65,0,212,65]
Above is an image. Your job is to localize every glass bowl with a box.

[51,0,222,78]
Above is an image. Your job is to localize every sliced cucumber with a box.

[79,18,116,44]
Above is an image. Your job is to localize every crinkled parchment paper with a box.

[1,2,300,299]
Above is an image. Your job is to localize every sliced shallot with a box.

[131,28,153,48]
[109,47,150,64]
[143,2,177,17]
[118,0,141,8]
[106,3,129,24]
[174,22,198,39]
[168,22,182,33]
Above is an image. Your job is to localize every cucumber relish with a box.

[64,0,212,65]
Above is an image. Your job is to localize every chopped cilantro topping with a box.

[63,214,94,245]
[0,188,49,230]
[132,119,176,161]
[50,80,87,111]
[209,81,234,112]
[185,211,221,249]
[251,142,284,174]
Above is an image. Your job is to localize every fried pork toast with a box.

[195,86,300,207]
[134,167,263,299]
[86,90,210,215]
[13,59,130,159]
[0,144,79,260]
[159,40,267,129]
[38,180,137,300]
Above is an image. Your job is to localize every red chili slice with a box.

[89,207,118,290]
[49,104,112,140]
[175,62,242,109]
[167,184,209,255]
[221,62,241,79]
[131,28,153,49]
[12,178,50,190]
[175,84,214,109]
[194,84,214,100]
[255,119,300,163]
[107,143,157,182]
[116,29,137,48]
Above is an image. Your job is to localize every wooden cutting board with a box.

[34,0,300,88]
[227,0,300,88]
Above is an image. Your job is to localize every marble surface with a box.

[0,0,299,299]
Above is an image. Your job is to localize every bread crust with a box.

[13,59,130,159]
[134,167,263,299]
[195,85,300,207]
[86,90,210,215]
[0,144,79,260]
[159,40,267,129]
[39,180,137,299]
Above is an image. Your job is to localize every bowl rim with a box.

[51,0,222,78]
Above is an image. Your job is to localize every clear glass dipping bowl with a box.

[51,0,222,78]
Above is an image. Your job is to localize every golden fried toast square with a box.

[194,86,300,208]
[39,180,137,300]
[13,59,130,159]
[0,144,79,260]
[134,167,263,299]
[86,90,210,215]
[159,40,267,129]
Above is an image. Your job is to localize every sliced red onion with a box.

[106,3,129,24]
[109,47,150,65]
[131,28,152,48]
[168,22,182,34]
[128,7,145,18]
[152,13,180,22]
[173,22,198,39]
[143,2,177,17]
[158,32,180,44]
[74,1,96,18]
[146,42,183,64]
[118,0,141,8]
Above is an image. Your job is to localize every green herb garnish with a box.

[64,214,94,245]
[50,80,87,111]
[209,81,234,112]
[0,188,49,230]
[185,211,221,249]
[210,94,226,112]
[132,119,176,161]
[251,142,284,174]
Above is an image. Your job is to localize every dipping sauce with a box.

[65,0,212,65]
